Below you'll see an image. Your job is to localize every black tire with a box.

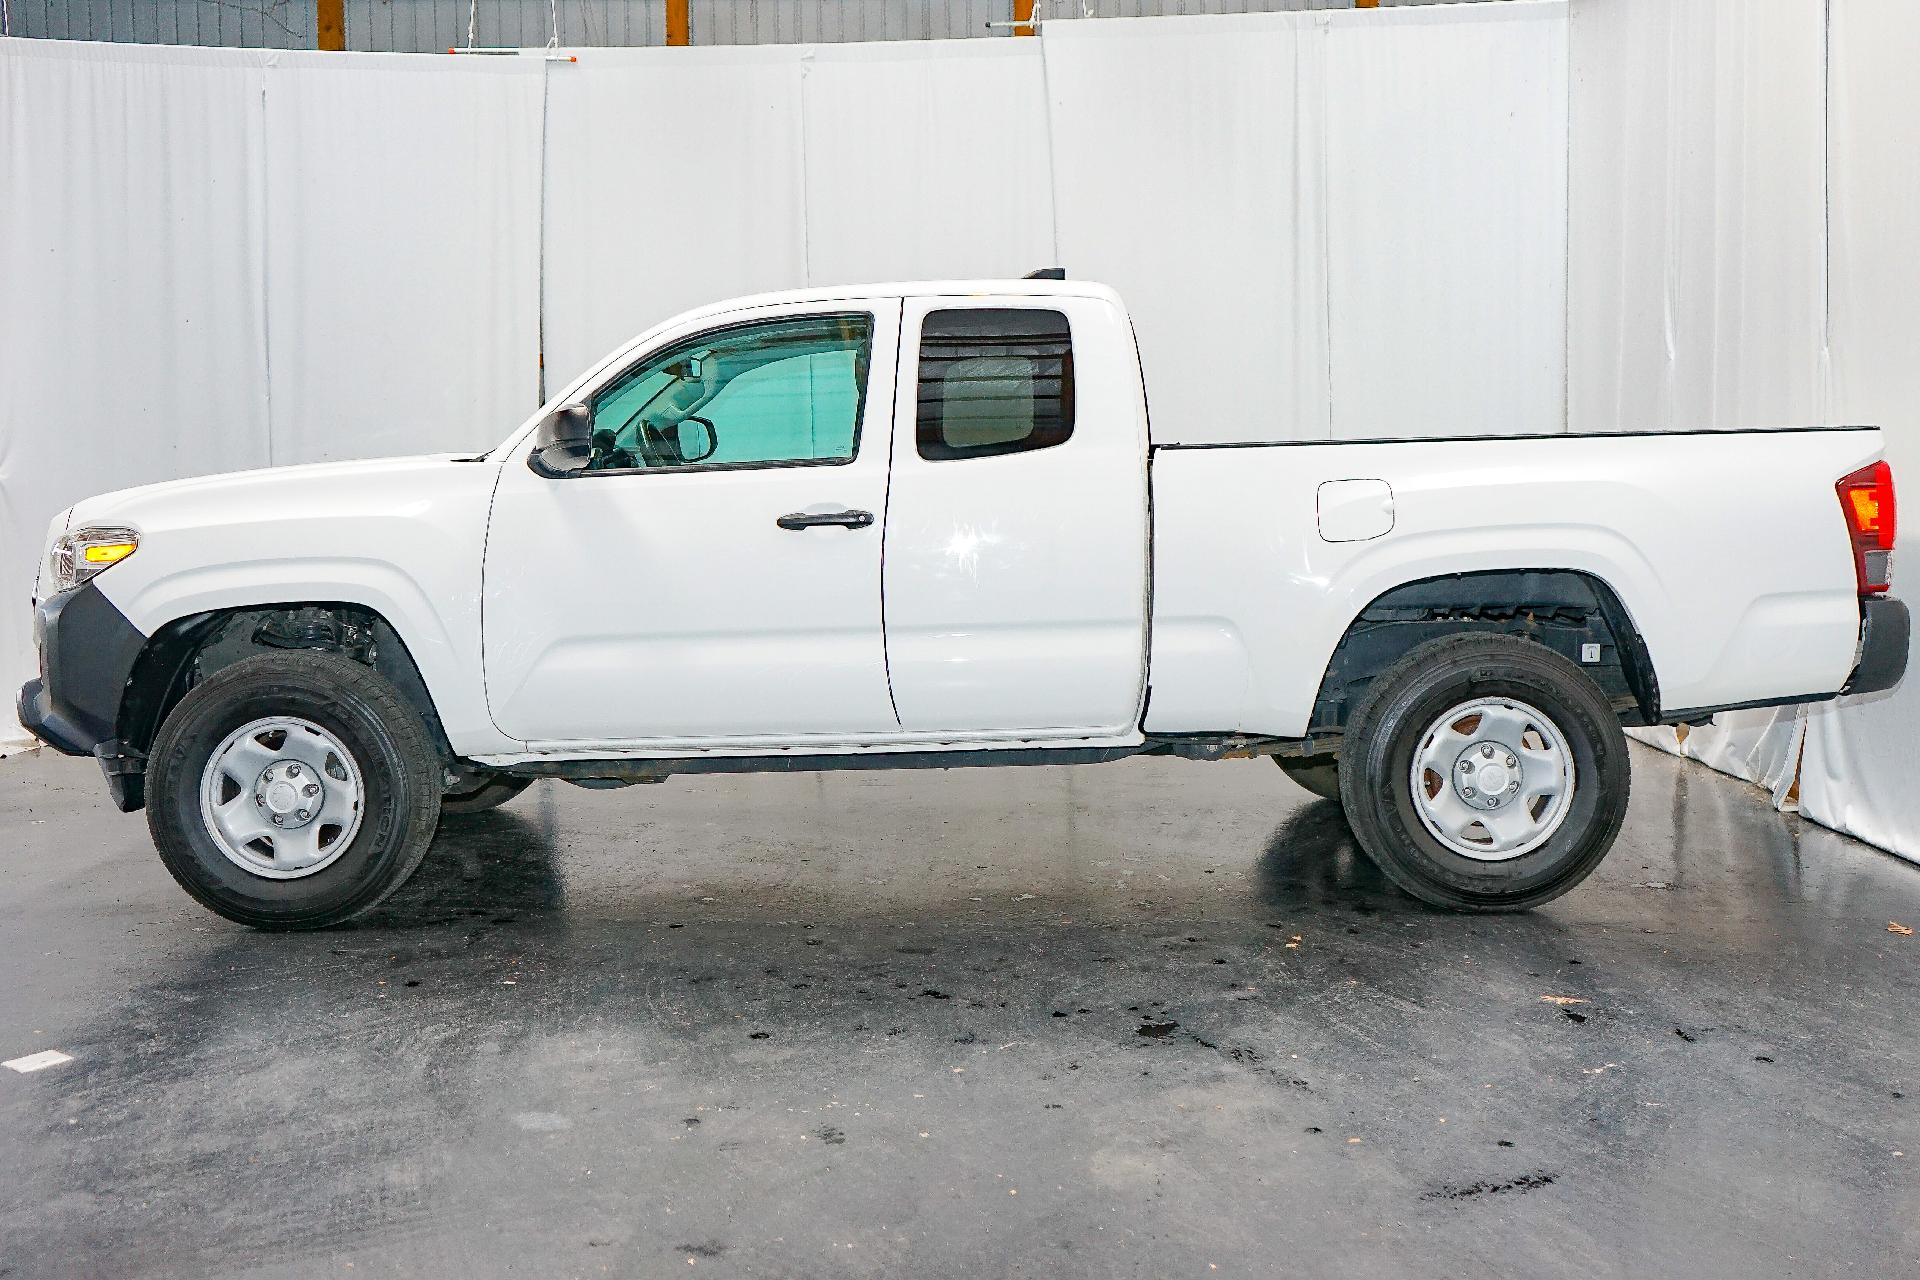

[1275,755,1341,801]
[1337,634,1629,911]
[441,774,534,815]
[146,651,444,930]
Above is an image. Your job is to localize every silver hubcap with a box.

[1409,696,1574,861]
[198,717,364,879]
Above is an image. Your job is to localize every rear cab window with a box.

[916,308,1074,461]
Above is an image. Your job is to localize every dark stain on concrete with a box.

[1423,1172,1558,1202]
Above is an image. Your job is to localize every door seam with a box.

[877,300,907,727]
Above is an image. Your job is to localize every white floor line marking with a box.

[4,1050,74,1074]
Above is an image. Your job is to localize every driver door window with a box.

[587,314,873,472]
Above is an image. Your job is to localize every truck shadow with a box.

[1248,798,1415,912]
[353,789,1426,933]
[352,810,569,929]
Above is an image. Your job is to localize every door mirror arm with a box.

[529,402,592,477]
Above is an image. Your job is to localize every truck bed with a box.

[1144,426,1884,737]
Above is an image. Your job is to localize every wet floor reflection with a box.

[3,747,1917,1276]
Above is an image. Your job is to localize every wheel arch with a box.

[1306,569,1660,740]
[116,603,459,805]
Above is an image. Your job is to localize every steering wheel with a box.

[588,427,639,471]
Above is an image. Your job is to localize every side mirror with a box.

[531,402,592,476]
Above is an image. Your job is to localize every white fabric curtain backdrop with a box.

[540,45,812,392]
[1042,7,1567,445]
[798,42,1057,309]
[1567,0,1828,437]
[0,41,544,764]
[260,53,545,463]
[1,42,274,757]
[1042,14,1335,444]
[1322,4,1567,440]
[1799,0,1920,861]
[540,39,1058,393]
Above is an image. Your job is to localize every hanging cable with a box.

[445,0,575,58]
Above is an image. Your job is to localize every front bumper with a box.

[1843,595,1910,697]
[16,674,91,756]
[16,582,151,810]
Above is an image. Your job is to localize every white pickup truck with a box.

[20,278,1907,929]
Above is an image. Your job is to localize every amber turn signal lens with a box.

[82,542,137,565]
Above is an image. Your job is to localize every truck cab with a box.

[486,282,1150,754]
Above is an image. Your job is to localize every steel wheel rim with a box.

[1408,696,1575,862]
[198,716,365,879]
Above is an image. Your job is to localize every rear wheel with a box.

[1274,756,1340,801]
[146,651,443,930]
[1337,634,1629,911]
[441,774,533,815]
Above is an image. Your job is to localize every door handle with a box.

[777,509,874,531]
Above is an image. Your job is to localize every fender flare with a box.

[1305,569,1660,736]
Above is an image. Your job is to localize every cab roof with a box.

[669,278,1122,326]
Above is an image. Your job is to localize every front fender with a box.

[71,455,519,757]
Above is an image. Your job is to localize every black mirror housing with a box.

[530,402,592,476]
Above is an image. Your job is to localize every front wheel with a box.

[146,651,444,930]
[1337,634,1629,911]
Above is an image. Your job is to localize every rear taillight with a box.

[1836,461,1896,595]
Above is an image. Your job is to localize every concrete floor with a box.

[0,744,1915,1279]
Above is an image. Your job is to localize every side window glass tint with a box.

[916,308,1074,462]
[587,313,873,472]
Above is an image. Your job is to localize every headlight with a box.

[49,526,139,594]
